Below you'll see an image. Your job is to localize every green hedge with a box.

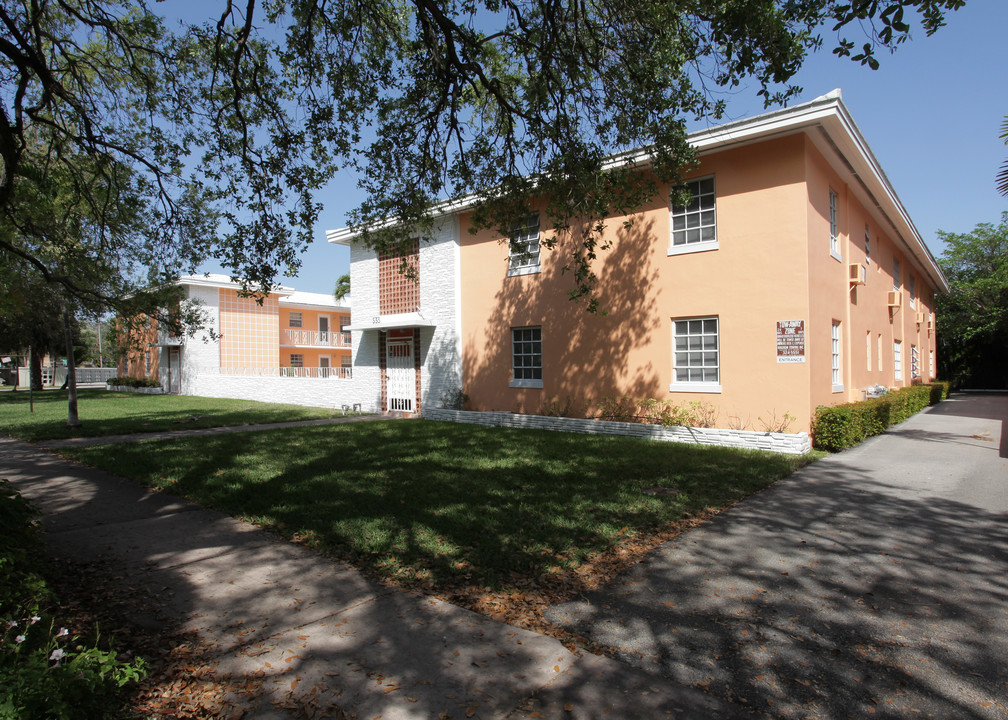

[812,383,948,452]
[106,376,160,388]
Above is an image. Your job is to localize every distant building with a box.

[119,274,354,407]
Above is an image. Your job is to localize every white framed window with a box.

[864,225,871,265]
[893,340,902,381]
[877,334,883,372]
[829,189,841,261]
[892,258,900,292]
[669,177,717,255]
[930,350,934,378]
[670,317,721,392]
[510,326,543,388]
[145,351,151,375]
[909,274,916,308]
[289,311,303,328]
[866,331,871,372]
[911,344,920,379]
[508,213,541,276]
[831,320,843,392]
[290,353,304,368]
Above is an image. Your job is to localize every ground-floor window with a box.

[911,344,920,379]
[671,317,720,392]
[289,353,304,368]
[894,341,902,381]
[930,349,935,378]
[510,326,543,388]
[831,320,842,392]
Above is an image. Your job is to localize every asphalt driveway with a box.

[546,393,1008,719]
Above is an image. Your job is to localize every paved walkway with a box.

[0,434,742,719]
[547,394,1008,719]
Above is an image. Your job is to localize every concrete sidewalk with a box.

[547,394,1008,719]
[0,435,747,720]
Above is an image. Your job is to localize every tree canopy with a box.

[1,0,966,312]
[936,212,1008,389]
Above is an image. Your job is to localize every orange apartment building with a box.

[331,90,947,432]
[120,275,352,402]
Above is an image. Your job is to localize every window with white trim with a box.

[145,351,151,375]
[831,320,843,391]
[930,350,934,378]
[669,177,717,254]
[893,341,902,381]
[829,189,840,260]
[508,213,541,276]
[892,258,900,292]
[911,344,920,379]
[866,331,871,372]
[864,225,871,264]
[289,311,303,328]
[289,353,304,368]
[671,317,720,391]
[878,334,883,372]
[909,274,916,308]
[511,326,543,387]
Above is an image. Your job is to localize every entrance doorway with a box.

[386,339,415,412]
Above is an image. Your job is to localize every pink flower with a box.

[29,616,41,625]
[15,635,26,644]
[56,628,69,639]
[49,648,65,664]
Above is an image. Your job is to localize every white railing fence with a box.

[281,329,352,348]
[201,366,352,379]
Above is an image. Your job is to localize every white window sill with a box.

[510,379,543,389]
[830,248,843,262]
[507,265,541,277]
[832,384,845,394]
[667,241,718,257]
[668,382,722,394]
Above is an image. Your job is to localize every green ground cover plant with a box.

[62,420,818,592]
[0,389,349,442]
[0,481,146,719]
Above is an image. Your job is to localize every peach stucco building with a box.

[331,90,947,431]
[120,275,353,403]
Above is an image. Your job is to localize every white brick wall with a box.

[180,285,221,396]
[186,373,363,409]
[422,408,812,455]
[348,217,462,413]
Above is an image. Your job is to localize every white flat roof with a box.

[279,290,349,310]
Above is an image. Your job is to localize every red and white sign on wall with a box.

[777,320,806,363]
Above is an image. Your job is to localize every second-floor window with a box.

[829,189,840,260]
[864,225,871,264]
[289,312,303,328]
[909,274,916,308]
[670,177,717,253]
[508,213,541,276]
[893,258,901,292]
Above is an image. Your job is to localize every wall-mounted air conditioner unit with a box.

[916,311,925,326]
[887,291,901,309]
[848,263,866,285]
[927,313,934,332]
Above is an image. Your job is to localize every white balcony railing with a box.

[281,329,351,348]
[204,366,352,379]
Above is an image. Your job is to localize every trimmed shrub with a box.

[928,381,949,405]
[106,376,160,389]
[813,385,941,451]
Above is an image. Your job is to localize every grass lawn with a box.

[0,389,350,442]
[62,419,820,594]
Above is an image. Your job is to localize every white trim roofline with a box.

[326,89,947,292]
[178,273,296,296]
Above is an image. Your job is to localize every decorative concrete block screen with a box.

[422,408,812,455]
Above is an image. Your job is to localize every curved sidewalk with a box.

[0,431,746,719]
[547,394,1008,719]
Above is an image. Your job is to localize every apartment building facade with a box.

[120,274,355,407]
[329,91,947,431]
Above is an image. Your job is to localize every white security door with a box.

[318,315,330,345]
[386,340,415,412]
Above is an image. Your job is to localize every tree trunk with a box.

[30,350,43,391]
[62,303,81,428]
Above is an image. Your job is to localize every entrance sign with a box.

[777,320,806,363]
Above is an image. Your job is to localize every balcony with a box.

[281,329,352,348]
[209,366,352,379]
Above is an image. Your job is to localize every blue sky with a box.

[200,0,1008,294]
